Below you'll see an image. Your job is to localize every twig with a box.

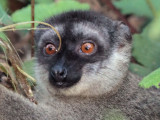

[31,0,35,57]
[102,0,137,34]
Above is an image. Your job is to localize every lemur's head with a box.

[35,11,132,97]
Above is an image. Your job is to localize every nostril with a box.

[51,66,67,80]
[59,68,67,78]
[59,72,64,76]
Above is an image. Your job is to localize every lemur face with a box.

[35,11,132,96]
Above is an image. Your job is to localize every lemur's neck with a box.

[34,72,138,105]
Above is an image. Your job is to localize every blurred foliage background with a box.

[0,0,160,89]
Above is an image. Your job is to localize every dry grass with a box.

[0,21,62,104]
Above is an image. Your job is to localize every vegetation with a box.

[113,0,160,88]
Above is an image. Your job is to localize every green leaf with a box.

[148,12,160,41]
[0,33,9,57]
[22,59,36,86]
[0,4,12,25]
[11,0,90,28]
[113,0,160,18]
[0,32,8,41]
[35,0,54,3]
[129,63,152,77]
[0,0,7,10]
[139,67,160,88]
[130,21,160,77]
[132,34,160,70]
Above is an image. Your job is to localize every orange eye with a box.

[45,44,56,55]
[81,42,95,54]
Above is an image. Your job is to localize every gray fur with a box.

[1,73,160,120]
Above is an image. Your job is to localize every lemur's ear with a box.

[114,21,132,42]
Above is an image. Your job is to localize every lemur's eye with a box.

[45,44,56,55]
[81,42,95,54]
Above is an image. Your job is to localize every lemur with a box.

[0,10,160,120]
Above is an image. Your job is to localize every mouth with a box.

[49,78,79,88]
[49,71,81,88]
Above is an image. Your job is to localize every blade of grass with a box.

[0,63,17,92]
[1,27,50,31]
[16,65,36,84]
[0,21,62,104]
[0,21,62,52]
[146,0,157,18]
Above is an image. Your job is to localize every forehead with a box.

[39,21,110,47]
[71,22,109,45]
[38,25,64,47]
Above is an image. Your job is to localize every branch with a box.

[31,0,35,57]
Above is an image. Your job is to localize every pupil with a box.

[49,47,53,51]
[85,46,90,50]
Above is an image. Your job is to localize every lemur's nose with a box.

[51,66,67,81]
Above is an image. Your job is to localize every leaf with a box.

[22,59,36,86]
[35,0,54,3]
[0,0,7,10]
[0,32,10,53]
[129,63,152,77]
[28,0,54,3]
[113,0,160,18]
[130,22,160,77]
[148,12,160,41]
[17,65,36,85]
[0,4,12,25]
[132,34,160,70]
[0,32,8,41]
[139,67,160,88]
[11,0,90,28]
